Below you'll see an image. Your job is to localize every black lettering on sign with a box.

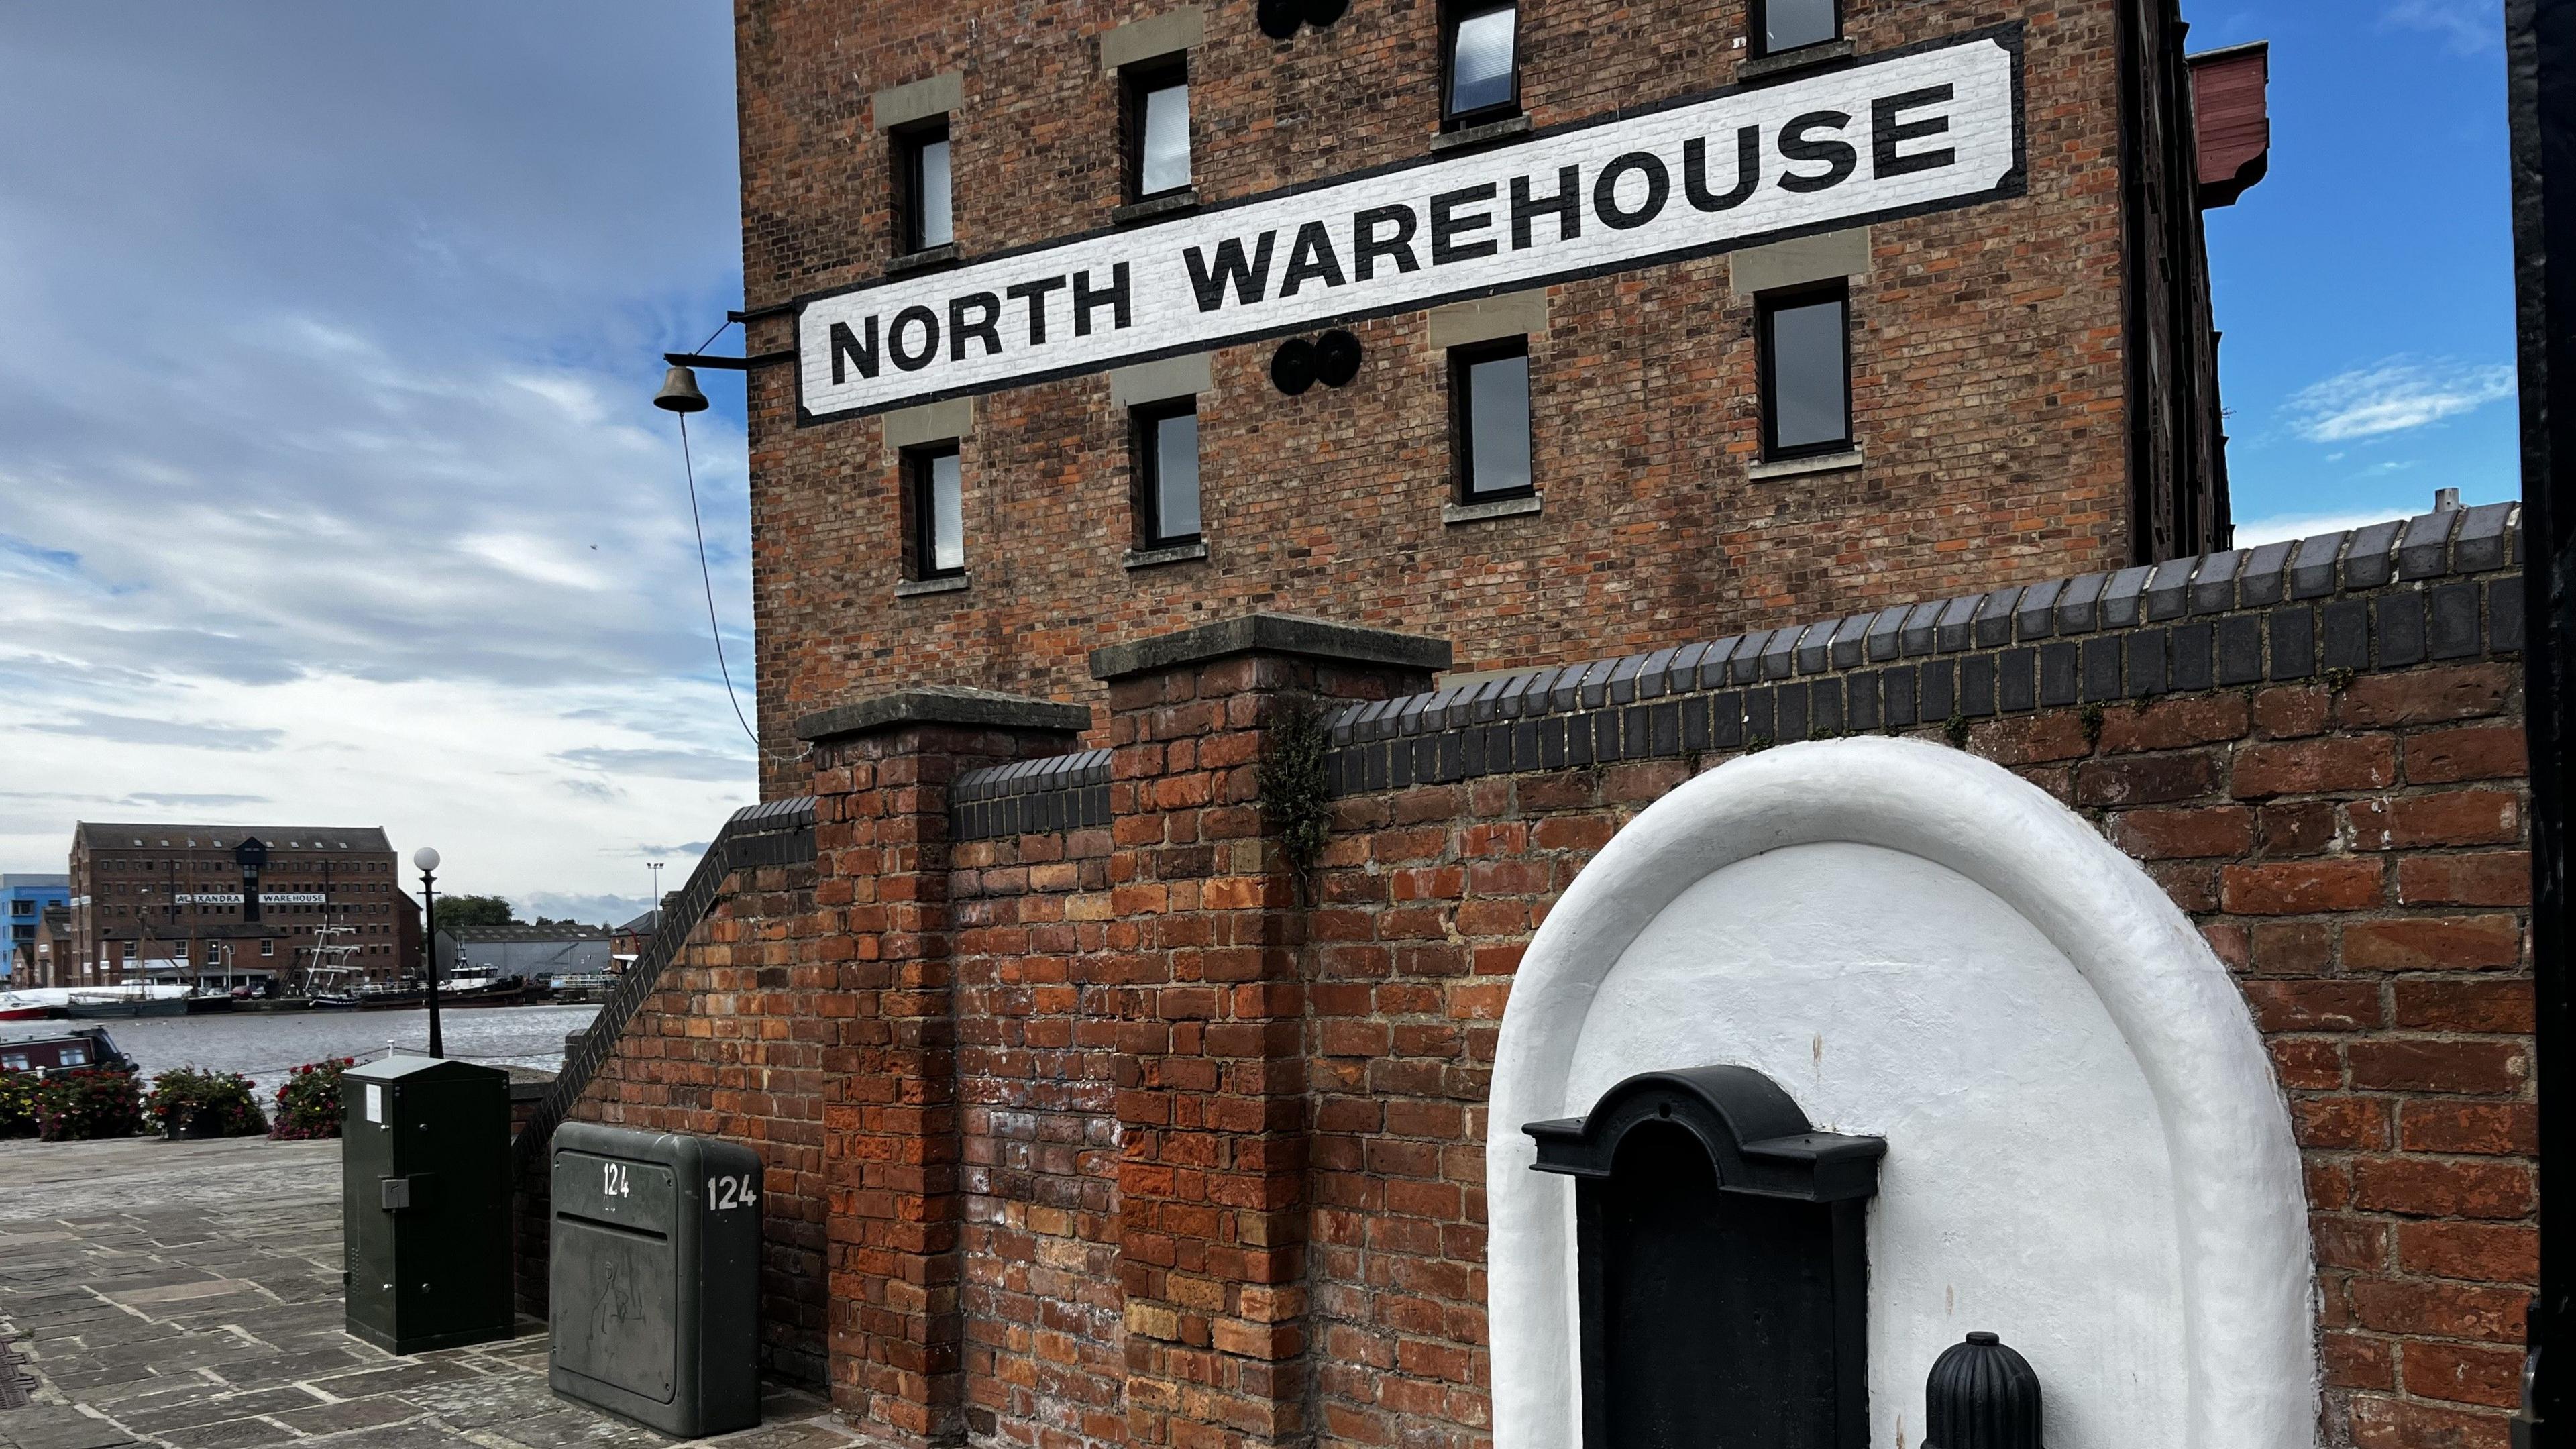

[949,292,1003,360]
[1074,263,1131,335]
[1352,205,1421,280]
[1511,165,1583,250]
[1430,184,1500,264]
[1777,111,1858,193]
[829,318,880,383]
[1280,221,1348,297]
[1684,128,1762,213]
[890,306,941,372]
[1183,233,1277,311]
[1872,85,1957,178]
[1593,151,1670,231]
[1005,275,1067,346]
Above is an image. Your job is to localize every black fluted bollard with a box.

[1923,1331,2043,1449]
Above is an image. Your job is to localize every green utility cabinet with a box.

[340,1054,514,1354]
[549,1122,762,1438]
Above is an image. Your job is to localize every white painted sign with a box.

[175,893,245,905]
[797,28,2022,420]
[260,892,326,905]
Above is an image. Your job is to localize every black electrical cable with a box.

[678,411,761,751]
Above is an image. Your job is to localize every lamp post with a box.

[414,847,444,1059]
[648,859,663,909]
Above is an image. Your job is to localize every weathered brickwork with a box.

[736,0,2219,798]
[541,516,2530,1449]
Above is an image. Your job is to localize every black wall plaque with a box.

[1525,1065,1885,1449]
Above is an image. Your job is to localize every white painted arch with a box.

[1486,737,2314,1449]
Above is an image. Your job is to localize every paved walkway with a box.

[0,1137,859,1449]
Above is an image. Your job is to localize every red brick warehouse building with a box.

[730,0,2268,792]
[523,1,2538,1447]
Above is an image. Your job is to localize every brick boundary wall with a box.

[553,504,2533,1449]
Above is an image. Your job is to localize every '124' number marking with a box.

[602,1162,630,1198]
[708,1173,760,1211]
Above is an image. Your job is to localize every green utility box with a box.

[549,1122,762,1438]
[340,1054,514,1354]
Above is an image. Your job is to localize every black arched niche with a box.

[1524,1065,1886,1449]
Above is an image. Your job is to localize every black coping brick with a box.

[1999,648,2037,712]
[2144,558,2194,621]
[1745,687,1776,741]
[2171,623,2214,692]
[1539,716,1567,770]
[2376,591,2428,667]
[1632,647,1678,700]
[1712,692,1746,748]
[1865,606,1909,662]
[1514,719,1540,769]
[2455,502,2514,572]
[1811,678,1845,735]
[1565,714,1593,767]
[2240,541,2294,606]
[2217,616,2263,686]
[1795,622,1835,674]
[2346,521,2403,588]
[1651,700,1682,755]
[2398,509,2457,579]
[1365,742,1389,791]
[2015,579,2064,640]
[1959,655,1997,717]
[1605,653,1648,705]
[1729,632,1771,686]
[1778,682,1811,741]
[2322,599,2371,671]
[2127,629,2169,696]
[2039,642,2079,706]
[2493,578,2526,653]
[2055,572,2108,634]
[1921,659,1957,721]
[2270,608,2316,680]
[1849,672,1882,730]
[1460,726,1485,777]
[1829,614,1872,669]
[1883,666,1919,727]
[2420,585,2475,657]
[2190,551,2243,614]
[1760,629,1799,680]
[1935,594,1980,653]
[2100,565,2153,628]
[1972,589,2019,648]
[1900,601,1942,655]
[2291,533,2345,599]
[1622,705,1650,758]
[2081,638,2124,701]
[1681,694,1711,751]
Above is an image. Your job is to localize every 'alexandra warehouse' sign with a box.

[796,27,2024,421]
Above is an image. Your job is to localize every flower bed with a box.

[270,1057,354,1140]
[146,1067,268,1139]
[34,1068,144,1142]
[0,1071,34,1138]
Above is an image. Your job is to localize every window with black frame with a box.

[1758,284,1854,460]
[1452,339,1534,500]
[1441,0,1519,128]
[1132,400,1202,548]
[894,117,953,254]
[1752,0,1840,58]
[1123,57,1191,202]
[905,443,966,578]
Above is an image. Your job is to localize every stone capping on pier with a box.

[515,794,817,1166]
[951,747,1112,840]
[1320,503,2523,795]
[792,684,1091,743]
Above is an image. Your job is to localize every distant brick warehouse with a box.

[527,506,2534,1449]
[731,0,2266,793]
[56,823,415,989]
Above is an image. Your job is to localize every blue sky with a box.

[0,2,2522,914]
[2196,0,2518,540]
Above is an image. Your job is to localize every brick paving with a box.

[0,1137,860,1449]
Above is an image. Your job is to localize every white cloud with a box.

[2383,0,2500,54]
[2285,358,2516,443]
[0,5,753,925]
[2231,510,2419,548]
